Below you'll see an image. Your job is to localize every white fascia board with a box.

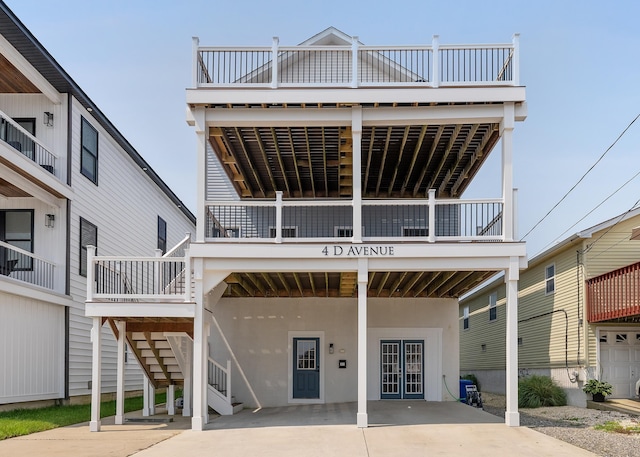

[202,103,526,128]
[0,35,62,105]
[85,302,196,318]
[192,242,526,271]
[187,86,527,107]
[0,280,72,307]
[0,160,71,206]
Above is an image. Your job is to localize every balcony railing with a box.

[0,240,56,290]
[194,35,519,89]
[587,261,640,323]
[204,191,504,243]
[86,243,192,302]
[0,110,58,177]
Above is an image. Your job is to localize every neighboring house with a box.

[460,208,640,406]
[0,2,195,409]
[86,27,528,431]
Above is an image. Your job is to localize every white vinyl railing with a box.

[86,245,191,302]
[0,109,58,177]
[208,357,232,403]
[194,34,519,89]
[204,189,506,243]
[0,240,56,289]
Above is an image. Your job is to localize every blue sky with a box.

[6,0,640,256]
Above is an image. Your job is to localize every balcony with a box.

[0,110,58,178]
[194,35,519,89]
[204,191,506,243]
[587,261,640,322]
[0,240,56,290]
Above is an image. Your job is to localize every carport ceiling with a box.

[224,270,497,299]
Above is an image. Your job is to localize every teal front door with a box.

[293,337,320,399]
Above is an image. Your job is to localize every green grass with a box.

[594,420,640,434]
[0,391,169,440]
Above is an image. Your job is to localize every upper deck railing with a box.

[0,110,58,177]
[0,240,56,290]
[193,35,519,89]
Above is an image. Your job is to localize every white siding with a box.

[206,142,239,201]
[66,98,195,397]
[0,292,64,403]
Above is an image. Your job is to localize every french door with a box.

[381,340,424,399]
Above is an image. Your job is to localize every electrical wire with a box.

[520,113,640,242]
[584,197,640,256]
[540,167,640,252]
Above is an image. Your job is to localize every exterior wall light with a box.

[44,111,54,127]
[45,213,55,228]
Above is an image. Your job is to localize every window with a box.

[81,117,98,184]
[0,210,34,271]
[212,226,240,238]
[157,216,167,254]
[79,217,97,277]
[269,226,298,238]
[545,264,555,294]
[335,226,353,237]
[616,333,627,343]
[463,306,469,330]
[489,292,497,321]
[403,227,428,237]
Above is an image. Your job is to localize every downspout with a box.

[64,92,73,400]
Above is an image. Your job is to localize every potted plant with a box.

[583,379,613,402]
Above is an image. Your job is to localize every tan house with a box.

[460,208,640,406]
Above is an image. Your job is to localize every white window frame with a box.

[545,264,555,295]
[269,226,298,238]
[488,292,497,322]
[402,226,429,237]
[463,306,469,330]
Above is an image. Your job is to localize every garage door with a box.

[599,330,640,398]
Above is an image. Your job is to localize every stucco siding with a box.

[208,297,456,408]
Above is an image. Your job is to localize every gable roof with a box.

[299,27,355,46]
[0,1,195,224]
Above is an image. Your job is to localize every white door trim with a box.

[287,330,325,404]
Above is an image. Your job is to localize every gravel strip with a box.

[481,393,640,457]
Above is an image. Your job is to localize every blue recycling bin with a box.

[459,379,473,402]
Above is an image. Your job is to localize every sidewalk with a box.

[0,408,190,457]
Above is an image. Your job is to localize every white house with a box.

[0,2,195,409]
[86,27,527,431]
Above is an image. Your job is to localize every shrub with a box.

[461,374,481,391]
[518,375,567,408]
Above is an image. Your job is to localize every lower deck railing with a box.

[0,240,55,290]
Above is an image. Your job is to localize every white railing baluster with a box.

[432,35,440,88]
[512,33,520,86]
[271,37,279,89]
[87,245,95,301]
[428,189,436,243]
[275,191,283,243]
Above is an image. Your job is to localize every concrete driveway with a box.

[0,401,598,457]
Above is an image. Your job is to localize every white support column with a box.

[192,37,200,88]
[89,317,102,432]
[275,191,283,243]
[183,338,193,417]
[356,258,368,428]
[143,376,156,416]
[115,320,126,425]
[194,107,207,242]
[432,35,440,88]
[512,33,520,86]
[352,106,363,243]
[143,375,151,416]
[192,258,207,431]
[351,36,359,88]
[167,385,176,416]
[505,256,520,427]
[271,37,279,89]
[501,102,515,242]
[428,189,436,243]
